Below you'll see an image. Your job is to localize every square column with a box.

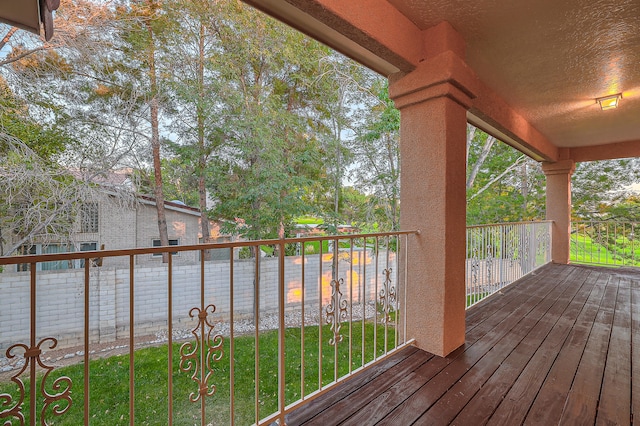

[542,160,575,264]
[389,22,478,357]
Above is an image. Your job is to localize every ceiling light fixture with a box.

[596,93,621,110]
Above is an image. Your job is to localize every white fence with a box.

[466,221,552,307]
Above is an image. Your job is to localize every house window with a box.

[19,244,74,271]
[212,236,232,261]
[17,245,37,272]
[18,243,98,271]
[81,203,99,233]
[152,239,179,256]
[79,242,98,268]
[41,244,74,271]
[80,242,97,251]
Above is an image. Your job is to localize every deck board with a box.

[284,264,640,426]
[447,268,598,426]
[415,267,592,426]
[558,276,616,425]
[484,268,594,426]
[384,268,584,426]
[285,346,420,425]
[303,350,431,425]
[520,271,607,425]
[595,280,631,425]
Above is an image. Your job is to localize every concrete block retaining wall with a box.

[0,251,396,352]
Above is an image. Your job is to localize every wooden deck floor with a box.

[285,263,640,425]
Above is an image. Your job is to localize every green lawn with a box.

[0,321,395,425]
[570,233,640,266]
[295,217,323,225]
[467,293,488,306]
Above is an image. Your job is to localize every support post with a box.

[542,160,575,264]
[389,22,477,357]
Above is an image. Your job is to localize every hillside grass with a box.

[570,233,640,266]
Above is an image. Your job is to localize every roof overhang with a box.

[0,0,59,41]
[0,1,41,35]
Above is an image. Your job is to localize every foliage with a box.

[1,0,639,253]
[601,195,640,222]
[0,134,131,256]
[572,159,640,220]
[0,79,77,255]
[0,77,68,160]
[208,2,333,240]
[349,80,400,231]
[466,131,640,225]
[466,133,546,225]
[314,53,374,227]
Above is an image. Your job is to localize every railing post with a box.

[277,238,286,424]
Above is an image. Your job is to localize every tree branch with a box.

[0,45,53,67]
[0,27,18,52]
[467,135,495,189]
[468,155,526,201]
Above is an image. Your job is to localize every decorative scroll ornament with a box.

[378,268,396,323]
[506,231,518,265]
[0,337,72,425]
[179,304,224,403]
[470,248,480,285]
[522,230,531,264]
[325,278,348,346]
[536,227,550,256]
[486,244,494,283]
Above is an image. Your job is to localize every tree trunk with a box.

[334,96,343,229]
[197,22,211,260]
[466,125,476,167]
[386,134,399,230]
[468,155,526,201]
[145,2,169,263]
[467,135,495,189]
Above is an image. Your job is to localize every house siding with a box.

[4,195,201,271]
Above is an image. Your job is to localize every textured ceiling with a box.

[386,0,640,149]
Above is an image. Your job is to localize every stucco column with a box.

[389,22,478,357]
[542,160,575,264]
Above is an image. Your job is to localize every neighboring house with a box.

[11,193,202,272]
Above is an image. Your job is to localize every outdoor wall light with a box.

[596,93,621,110]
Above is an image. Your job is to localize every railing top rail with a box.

[573,220,640,225]
[466,220,552,229]
[0,230,420,266]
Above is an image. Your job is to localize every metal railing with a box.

[0,231,417,425]
[571,221,640,267]
[465,221,552,307]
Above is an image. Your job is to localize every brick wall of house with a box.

[101,200,201,267]
[3,195,201,272]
